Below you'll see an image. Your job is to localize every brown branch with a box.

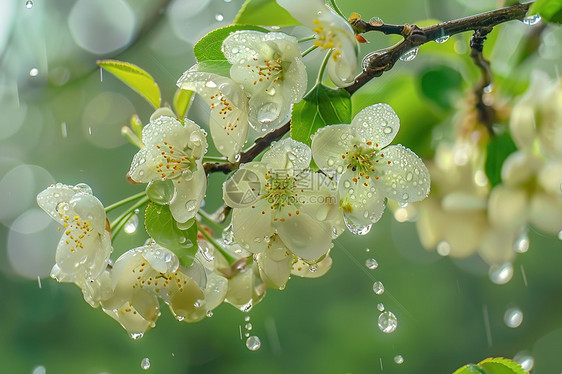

[346,2,532,95]
[469,29,496,136]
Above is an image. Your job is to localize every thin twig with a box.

[346,3,532,94]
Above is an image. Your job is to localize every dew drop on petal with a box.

[257,102,279,125]
[378,311,398,333]
[124,214,139,234]
[521,14,541,26]
[185,200,198,211]
[365,258,379,270]
[25,0,33,9]
[246,335,261,351]
[141,357,151,370]
[383,126,393,134]
[399,47,419,61]
[513,351,534,371]
[504,307,523,328]
[372,281,385,295]
[489,262,513,285]
[394,355,404,364]
[377,303,385,312]
[435,35,449,44]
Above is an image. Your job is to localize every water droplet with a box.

[436,241,451,256]
[377,303,385,312]
[435,35,449,44]
[37,276,42,289]
[124,214,139,234]
[29,68,39,77]
[141,357,151,370]
[513,231,529,253]
[246,335,261,351]
[206,311,213,317]
[558,230,562,240]
[205,81,217,88]
[327,158,335,166]
[130,332,144,340]
[61,122,67,138]
[185,200,198,211]
[369,17,383,26]
[504,307,523,328]
[31,366,45,374]
[399,47,419,62]
[401,193,409,200]
[521,14,541,26]
[25,0,33,9]
[244,316,251,322]
[383,126,393,134]
[215,13,224,21]
[513,351,534,371]
[365,258,379,270]
[309,263,318,273]
[378,311,398,333]
[489,262,514,285]
[394,355,404,364]
[257,102,279,125]
[344,216,372,235]
[366,248,371,252]
[245,323,253,330]
[372,281,385,295]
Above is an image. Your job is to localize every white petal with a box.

[169,163,207,223]
[274,207,333,261]
[248,89,291,131]
[311,124,353,173]
[101,300,158,336]
[282,56,308,103]
[529,193,562,234]
[142,115,189,150]
[296,176,339,222]
[143,247,179,274]
[276,0,323,27]
[129,148,159,183]
[501,151,540,187]
[538,160,562,195]
[326,34,357,87]
[261,138,312,170]
[223,162,269,209]
[232,198,275,253]
[256,236,291,289]
[379,145,430,203]
[479,228,517,266]
[291,252,332,278]
[488,185,528,230]
[37,183,77,224]
[338,170,386,226]
[351,103,400,147]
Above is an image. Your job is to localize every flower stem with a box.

[302,45,318,58]
[328,0,345,19]
[298,36,315,43]
[110,196,149,235]
[198,209,224,231]
[105,191,146,212]
[197,222,237,264]
[203,156,228,163]
[317,50,333,85]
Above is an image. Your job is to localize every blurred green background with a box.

[1,0,561,373]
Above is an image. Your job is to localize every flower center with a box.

[312,19,342,61]
[56,202,94,252]
[248,57,284,86]
[255,170,303,221]
[131,262,190,296]
[154,142,193,182]
[209,92,240,135]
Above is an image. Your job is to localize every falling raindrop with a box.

[245,323,253,331]
[124,214,139,234]
[61,122,68,138]
[215,13,224,21]
[365,248,371,252]
[31,366,45,374]
[37,276,42,289]
[25,0,33,9]
[558,230,562,240]
[365,258,379,270]
[504,307,523,328]
[521,14,541,26]
[436,241,450,256]
[141,357,151,370]
[246,335,261,351]
[372,281,385,295]
[489,262,514,285]
[29,68,39,77]
[394,355,404,364]
[344,216,372,235]
[435,34,449,44]
[244,315,251,322]
[130,332,144,340]
[399,47,419,62]
[513,351,534,371]
[378,311,398,333]
[377,303,385,312]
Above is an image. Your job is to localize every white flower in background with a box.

[277,0,358,87]
[177,69,249,161]
[223,138,340,262]
[37,183,112,283]
[128,115,207,223]
[311,103,430,234]
[222,30,307,131]
[106,243,205,331]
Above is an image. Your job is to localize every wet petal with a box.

[379,145,430,203]
[529,192,562,234]
[248,89,291,131]
[488,185,528,230]
[223,162,269,209]
[169,163,207,223]
[256,236,291,289]
[291,252,332,278]
[261,138,312,170]
[351,103,400,147]
[37,183,77,224]
[129,148,160,183]
[232,198,275,253]
[311,124,353,173]
[338,170,386,226]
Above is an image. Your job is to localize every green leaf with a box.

[453,358,528,374]
[144,203,198,268]
[173,89,194,120]
[97,60,161,109]
[419,65,465,110]
[485,132,518,187]
[291,84,351,146]
[193,60,233,76]
[234,0,300,27]
[193,25,268,62]
[530,0,562,24]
